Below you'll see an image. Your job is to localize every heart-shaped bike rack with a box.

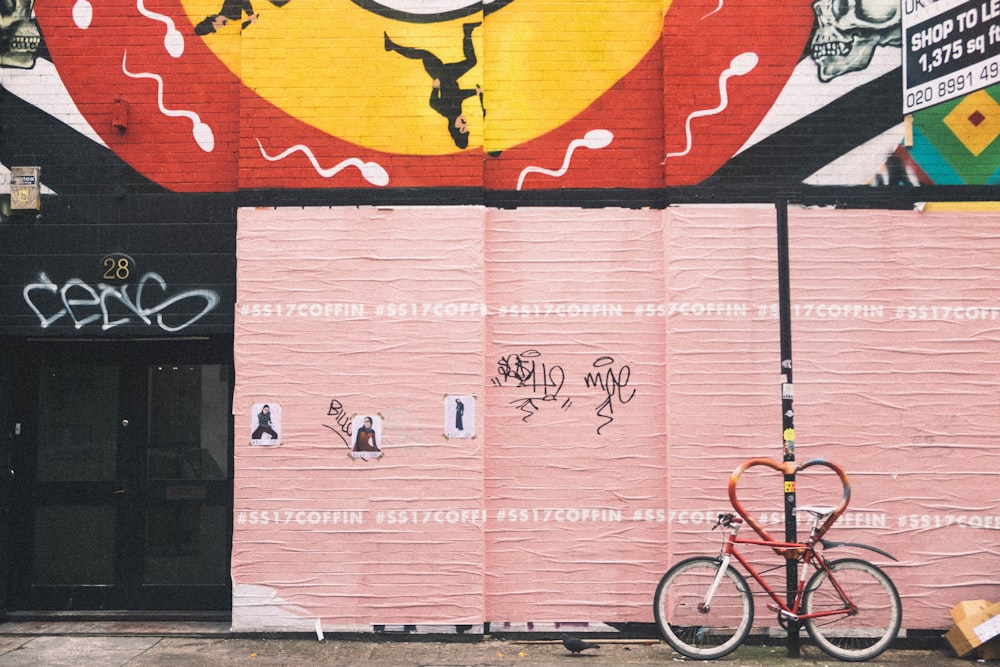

[727,457,851,545]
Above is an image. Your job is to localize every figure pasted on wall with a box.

[384,22,484,149]
[250,402,282,446]
[445,395,475,439]
[351,414,382,460]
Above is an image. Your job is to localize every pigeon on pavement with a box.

[561,633,600,655]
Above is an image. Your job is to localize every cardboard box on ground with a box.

[946,599,1000,659]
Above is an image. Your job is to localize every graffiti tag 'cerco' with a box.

[23,271,220,332]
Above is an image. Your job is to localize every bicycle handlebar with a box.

[714,513,743,529]
[727,457,851,544]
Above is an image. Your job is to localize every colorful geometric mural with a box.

[907,84,1000,184]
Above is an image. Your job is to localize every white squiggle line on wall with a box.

[516,129,613,191]
[702,0,724,19]
[136,0,185,57]
[666,52,758,159]
[121,52,215,151]
[256,140,390,186]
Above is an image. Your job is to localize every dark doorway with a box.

[5,338,233,612]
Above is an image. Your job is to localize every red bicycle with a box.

[653,458,901,661]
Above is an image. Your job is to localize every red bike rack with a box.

[727,457,852,547]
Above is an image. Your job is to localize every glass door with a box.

[7,339,233,611]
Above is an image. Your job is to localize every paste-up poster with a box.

[249,402,282,446]
[445,395,475,439]
[350,414,383,460]
[233,204,1000,634]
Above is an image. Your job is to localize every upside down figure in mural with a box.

[384,22,484,149]
[194,0,290,35]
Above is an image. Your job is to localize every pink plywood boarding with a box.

[234,205,1000,632]
[483,208,668,621]
[234,206,486,627]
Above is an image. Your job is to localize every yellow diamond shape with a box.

[943,90,1000,156]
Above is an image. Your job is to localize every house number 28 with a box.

[102,254,134,282]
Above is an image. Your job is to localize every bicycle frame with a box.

[708,518,854,624]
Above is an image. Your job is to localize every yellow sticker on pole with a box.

[784,481,795,493]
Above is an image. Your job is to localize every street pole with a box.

[776,199,799,657]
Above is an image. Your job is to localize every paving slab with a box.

[0,622,978,666]
[0,635,159,666]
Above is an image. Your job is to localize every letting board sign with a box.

[903,0,1000,112]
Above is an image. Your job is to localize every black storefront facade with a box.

[0,195,237,617]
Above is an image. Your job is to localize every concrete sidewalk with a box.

[0,622,975,666]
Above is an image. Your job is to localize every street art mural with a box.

[6,0,997,191]
[232,205,1000,633]
[5,0,1000,640]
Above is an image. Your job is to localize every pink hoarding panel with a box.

[235,205,1000,633]
[665,206,1000,631]
[664,206,786,569]
[787,208,1000,626]
[483,209,668,622]
[234,207,486,629]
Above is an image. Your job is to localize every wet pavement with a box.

[0,621,980,666]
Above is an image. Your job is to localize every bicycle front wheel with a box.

[802,558,902,662]
[653,556,754,660]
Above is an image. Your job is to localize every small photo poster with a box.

[250,402,282,446]
[445,395,475,439]
[350,414,383,460]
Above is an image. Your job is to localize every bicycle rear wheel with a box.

[802,558,902,662]
[653,556,754,660]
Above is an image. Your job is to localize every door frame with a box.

[3,336,234,613]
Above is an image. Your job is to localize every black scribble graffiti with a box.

[493,349,567,421]
[323,398,353,447]
[491,351,635,428]
[508,397,542,421]
[584,356,636,435]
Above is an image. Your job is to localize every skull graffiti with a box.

[810,0,901,82]
[1,0,40,69]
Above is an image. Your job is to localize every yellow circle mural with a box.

[180,0,663,155]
